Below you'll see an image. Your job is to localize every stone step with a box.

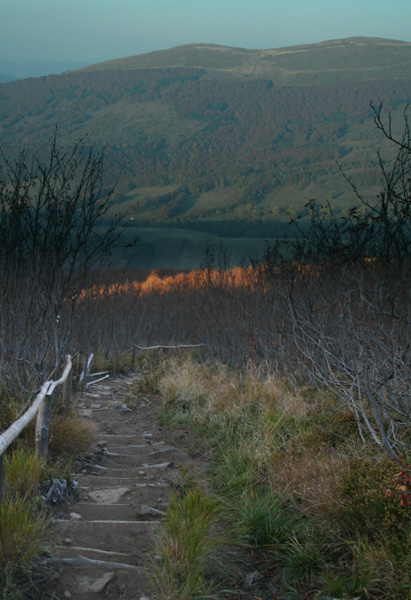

[48,562,147,600]
[99,453,173,468]
[53,544,136,560]
[52,519,157,555]
[66,502,165,521]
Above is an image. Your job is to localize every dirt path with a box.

[48,374,193,600]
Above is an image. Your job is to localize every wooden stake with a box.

[0,454,4,503]
[61,354,72,411]
[35,391,54,460]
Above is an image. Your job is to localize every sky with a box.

[2,0,411,67]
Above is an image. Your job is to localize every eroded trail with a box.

[49,375,191,600]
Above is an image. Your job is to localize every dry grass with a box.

[152,355,411,599]
[48,413,96,458]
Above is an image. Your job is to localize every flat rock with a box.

[78,571,114,593]
[88,487,130,504]
[78,409,93,418]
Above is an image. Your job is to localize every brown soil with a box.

[48,374,201,600]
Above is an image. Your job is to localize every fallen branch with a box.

[54,545,132,557]
[44,555,147,571]
[86,374,110,386]
[133,343,206,351]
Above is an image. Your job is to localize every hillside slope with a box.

[1,37,411,266]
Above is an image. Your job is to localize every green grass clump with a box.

[281,531,328,587]
[0,411,93,597]
[172,466,201,498]
[352,532,411,599]
[0,448,50,598]
[0,496,48,572]
[4,448,43,499]
[0,495,49,598]
[236,490,300,548]
[148,490,225,600]
[321,565,369,599]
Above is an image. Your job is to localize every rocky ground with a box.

[47,373,197,600]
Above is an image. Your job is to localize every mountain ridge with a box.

[77,37,411,84]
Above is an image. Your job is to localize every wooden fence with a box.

[0,344,204,501]
[0,356,74,501]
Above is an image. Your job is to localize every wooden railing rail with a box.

[0,355,73,501]
[128,343,206,371]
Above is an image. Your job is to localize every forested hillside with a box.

[1,37,411,265]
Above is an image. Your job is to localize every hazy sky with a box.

[2,0,411,66]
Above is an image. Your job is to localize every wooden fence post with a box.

[76,351,83,388]
[82,353,87,385]
[35,389,54,460]
[0,454,4,502]
[85,353,93,384]
[61,355,72,412]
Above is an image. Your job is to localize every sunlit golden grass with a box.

[79,266,258,302]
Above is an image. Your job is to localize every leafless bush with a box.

[274,103,411,457]
[0,133,123,392]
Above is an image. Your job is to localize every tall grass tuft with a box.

[148,490,226,600]
[352,532,411,599]
[281,530,328,586]
[4,448,43,499]
[236,490,300,548]
[0,495,48,576]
